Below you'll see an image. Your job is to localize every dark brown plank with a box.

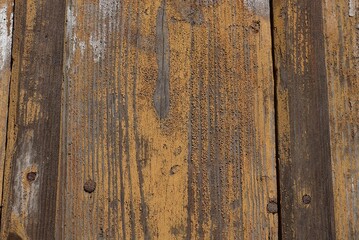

[0,0,65,239]
[273,0,336,239]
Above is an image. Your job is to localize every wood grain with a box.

[273,0,337,239]
[323,0,359,238]
[0,0,13,208]
[56,0,277,239]
[0,0,65,239]
[1,0,357,239]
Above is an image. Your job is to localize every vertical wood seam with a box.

[269,0,282,239]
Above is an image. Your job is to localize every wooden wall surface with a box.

[0,0,357,239]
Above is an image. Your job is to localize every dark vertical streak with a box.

[116,0,127,237]
[230,1,244,238]
[197,54,204,240]
[124,1,136,238]
[213,11,223,238]
[208,7,214,239]
[107,3,121,238]
[154,0,170,119]
[186,25,194,240]
[132,1,150,238]
[59,1,69,236]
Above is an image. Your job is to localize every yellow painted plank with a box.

[57,0,277,239]
[0,0,13,206]
[323,0,359,238]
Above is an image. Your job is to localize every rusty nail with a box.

[302,194,311,204]
[84,179,96,193]
[267,200,278,214]
[26,172,37,182]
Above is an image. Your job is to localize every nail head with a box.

[26,172,37,182]
[84,179,96,193]
[267,200,278,214]
[302,194,311,204]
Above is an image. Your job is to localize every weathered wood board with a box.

[56,0,277,239]
[323,0,359,238]
[0,0,65,239]
[273,0,336,238]
[273,0,359,239]
[0,0,13,207]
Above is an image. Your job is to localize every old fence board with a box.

[273,0,336,239]
[0,0,13,207]
[56,0,277,239]
[0,0,65,239]
[323,0,359,238]
[273,0,359,239]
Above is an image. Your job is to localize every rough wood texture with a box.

[323,0,359,238]
[0,0,65,239]
[273,0,336,239]
[56,0,277,239]
[3,0,358,239]
[0,0,13,207]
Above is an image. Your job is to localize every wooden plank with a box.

[0,0,13,208]
[57,0,277,239]
[0,0,65,239]
[323,0,359,238]
[273,0,336,238]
